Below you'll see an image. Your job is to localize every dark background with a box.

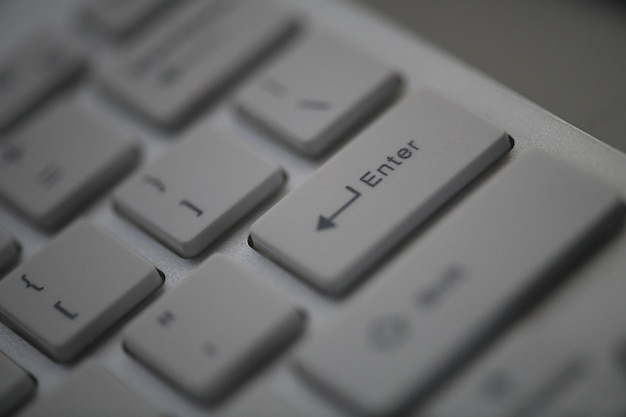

[358,0,626,152]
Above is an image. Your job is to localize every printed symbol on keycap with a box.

[260,77,287,97]
[179,199,203,217]
[299,98,331,111]
[2,145,24,164]
[21,274,44,292]
[159,67,181,86]
[54,301,78,320]
[202,342,219,357]
[481,370,515,400]
[317,185,361,231]
[367,314,411,352]
[157,310,175,327]
[143,175,166,193]
[37,164,64,187]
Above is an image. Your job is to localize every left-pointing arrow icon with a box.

[317,186,361,231]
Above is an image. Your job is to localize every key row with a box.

[2,149,624,414]
[2,0,400,148]
[0,222,308,414]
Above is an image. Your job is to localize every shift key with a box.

[250,91,511,295]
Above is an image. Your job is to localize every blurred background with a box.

[358,0,626,153]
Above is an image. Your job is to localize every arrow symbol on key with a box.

[317,186,361,231]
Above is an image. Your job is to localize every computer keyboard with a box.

[0,0,625,416]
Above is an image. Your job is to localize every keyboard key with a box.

[20,363,163,417]
[0,100,139,229]
[531,365,626,417]
[124,255,304,403]
[0,351,35,416]
[0,221,163,362]
[220,386,312,417]
[114,128,285,257]
[250,91,511,295]
[100,0,300,129]
[420,239,626,417]
[236,32,402,155]
[0,31,85,132]
[295,151,624,416]
[0,225,20,274]
[84,0,182,40]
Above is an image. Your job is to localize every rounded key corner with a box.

[247,234,256,250]
[506,134,516,149]
[277,168,289,185]
[155,268,166,283]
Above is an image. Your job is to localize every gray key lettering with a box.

[20,274,44,292]
[37,164,63,187]
[367,314,412,352]
[299,99,331,111]
[143,175,166,193]
[157,310,175,327]
[179,199,203,217]
[317,185,361,231]
[54,301,78,320]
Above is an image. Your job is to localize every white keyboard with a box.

[1,0,625,416]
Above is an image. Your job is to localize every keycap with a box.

[0,351,35,416]
[0,100,139,229]
[0,225,20,274]
[84,0,181,40]
[236,32,402,155]
[0,30,85,132]
[420,240,626,417]
[124,255,304,403]
[219,386,312,417]
[19,363,162,417]
[295,151,625,416]
[0,221,163,362]
[531,364,626,417]
[114,128,284,258]
[100,0,299,129]
[250,91,511,295]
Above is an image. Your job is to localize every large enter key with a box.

[250,91,511,295]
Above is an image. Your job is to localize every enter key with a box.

[250,90,511,295]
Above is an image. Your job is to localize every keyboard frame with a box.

[1,0,625,415]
